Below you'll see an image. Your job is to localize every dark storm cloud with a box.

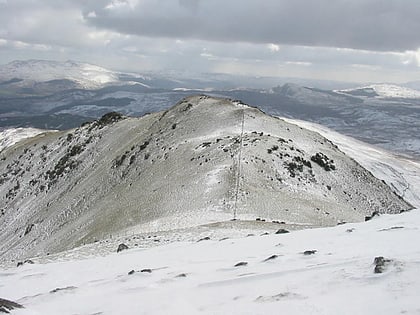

[84,0,420,52]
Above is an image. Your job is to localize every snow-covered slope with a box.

[338,84,420,99]
[1,208,419,315]
[270,83,357,105]
[0,60,120,89]
[0,96,410,262]
[283,118,420,208]
[0,128,49,152]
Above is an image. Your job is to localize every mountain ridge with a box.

[0,96,411,262]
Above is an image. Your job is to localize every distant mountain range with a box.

[0,59,419,158]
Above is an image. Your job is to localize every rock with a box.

[117,243,129,253]
[263,255,279,262]
[275,229,290,234]
[0,298,24,313]
[128,270,135,275]
[16,259,34,267]
[373,256,392,273]
[140,269,152,273]
[365,211,380,221]
[197,236,210,242]
[234,261,248,267]
[175,273,187,278]
[50,286,77,294]
[303,250,317,255]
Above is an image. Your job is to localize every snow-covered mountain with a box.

[337,84,420,99]
[269,83,359,105]
[0,59,123,90]
[0,96,411,263]
[0,128,50,152]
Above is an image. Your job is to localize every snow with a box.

[0,60,119,89]
[338,84,420,99]
[282,118,420,208]
[1,208,420,315]
[0,128,48,152]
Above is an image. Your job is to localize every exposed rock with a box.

[373,256,392,273]
[117,243,129,253]
[365,211,380,221]
[275,229,290,234]
[16,259,34,267]
[234,261,248,267]
[140,269,152,273]
[263,255,279,262]
[50,286,77,294]
[303,250,317,255]
[0,298,24,313]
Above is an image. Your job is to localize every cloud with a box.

[268,44,280,52]
[84,0,420,52]
[0,0,419,84]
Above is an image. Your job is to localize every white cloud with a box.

[285,61,312,66]
[268,43,280,52]
[87,11,97,18]
[104,0,139,10]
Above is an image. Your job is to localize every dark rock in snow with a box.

[275,229,290,234]
[140,269,152,273]
[365,211,380,221]
[117,243,129,253]
[234,261,248,267]
[303,250,317,255]
[263,255,279,262]
[16,259,34,267]
[197,236,210,242]
[50,286,77,294]
[128,270,135,275]
[373,256,392,273]
[0,298,24,313]
[175,273,187,278]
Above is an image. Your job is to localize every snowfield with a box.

[0,128,49,152]
[1,209,420,315]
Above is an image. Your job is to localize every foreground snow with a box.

[1,209,420,315]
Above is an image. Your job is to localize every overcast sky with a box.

[0,0,419,83]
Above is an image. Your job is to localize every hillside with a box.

[0,96,411,262]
